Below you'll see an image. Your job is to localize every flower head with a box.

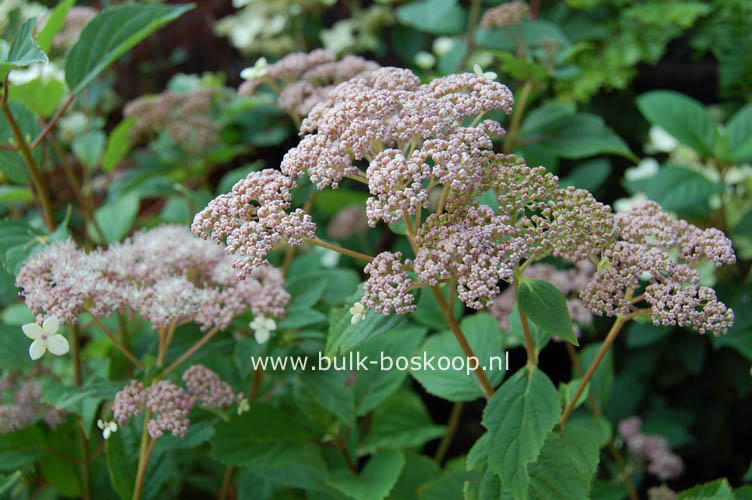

[237,398,250,415]
[182,365,239,409]
[97,419,118,440]
[22,316,69,360]
[250,314,277,343]
[349,302,366,324]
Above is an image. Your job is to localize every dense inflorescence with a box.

[0,371,66,433]
[582,201,735,334]
[16,225,290,330]
[182,365,240,409]
[619,416,684,481]
[480,1,531,29]
[239,49,380,120]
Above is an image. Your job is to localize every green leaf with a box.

[411,313,506,401]
[0,426,48,471]
[508,304,550,354]
[102,117,136,171]
[518,277,577,345]
[210,403,311,465]
[37,0,75,52]
[8,76,66,118]
[418,457,477,500]
[482,366,560,500]
[278,306,327,329]
[558,378,589,411]
[65,4,194,94]
[637,91,720,158]
[0,18,48,77]
[326,288,408,355]
[40,423,81,497]
[623,164,723,214]
[72,130,106,170]
[678,479,734,500]
[726,102,752,162]
[105,429,135,499]
[301,369,356,427]
[152,421,214,453]
[476,21,569,51]
[579,342,613,410]
[527,422,601,500]
[396,0,467,35]
[560,158,612,192]
[411,285,464,331]
[91,193,140,243]
[521,102,576,134]
[358,391,445,455]
[0,186,33,202]
[354,326,427,415]
[386,453,441,500]
[0,101,40,184]
[329,450,405,500]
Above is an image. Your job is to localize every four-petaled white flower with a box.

[240,58,268,80]
[473,64,497,81]
[433,37,456,57]
[97,419,118,440]
[250,314,276,344]
[349,302,366,325]
[237,398,250,415]
[22,316,69,360]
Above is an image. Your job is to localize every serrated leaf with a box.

[637,91,720,158]
[65,4,194,94]
[37,0,76,52]
[678,478,734,500]
[518,277,577,345]
[329,450,405,500]
[482,366,560,500]
[0,18,48,77]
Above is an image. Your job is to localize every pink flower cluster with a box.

[362,252,415,314]
[113,365,237,439]
[239,49,380,120]
[582,202,735,335]
[192,169,316,278]
[480,1,531,29]
[490,261,594,335]
[619,416,684,481]
[0,371,66,433]
[17,225,289,330]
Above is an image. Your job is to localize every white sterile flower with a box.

[240,57,268,80]
[22,316,69,360]
[250,314,276,344]
[648,126,679,153]
[321,249,340,268]
[321,20,357,54]
[613,193,648,213]
[97,419,118,440]
[414,51,437,69]
[349,302,366,325]
[433,37,455,57]
[473,64,497,81]
[237,398,250,415]
[624,158,659,181]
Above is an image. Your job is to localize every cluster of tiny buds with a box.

[0,373,66,434]
[362,252,416,315]
[619,416,684,481]
[582,201,735,335]
[113,365,242,439]
[480,1,531,29]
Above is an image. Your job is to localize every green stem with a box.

[132,411,154,500]
[307,237,374,263]
[434,402,463,464]
[503,81,534,154]
[160,325,221,378]
[218,465,234,500]
[513,280,537,366]
[70,326,91,500]
[560,315,629,427]
[1,76,56,231]
[89,314,144,370]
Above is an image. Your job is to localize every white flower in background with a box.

[8,63,65,85]
[473,64,497,81]
[237,398,250,415]
[433,37,455,57]
[647,126,679,153]
[725,165,752,185]
[321,20,357,54]
[57,112,89,143]
[613,193,648,213]
[240,57,268,80]
[22,316,69,360]
[349,302,366,324]
[321,249,341,268]
[414,51,436,69]
[250,314,276,343]
[624,158,659,181]
[97,419,118,440]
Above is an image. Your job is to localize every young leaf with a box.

[637,91,720,158]
[396,0,467,35]
[482,366,560,500]
[518,277,577,345]
[90,193,140,244]
[102,117,136,172]
[0,18,48,77]
[65,4,194,94]
[37,0,76,53]
[71,130,106,170]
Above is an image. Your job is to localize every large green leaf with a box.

[0,426,48,471]
[678,478,734,500]
[358,391,444,455]
[102,117,136,172]
[65,4,194,94]
[396,0,467,35]
[300,369,356,427]
[517,277,577,345]
[0,101,40,184]
[726,102,752,162]
[411,313,506,401]
[105,428,135,499]
[476,20,569,51]
[482,366,560,500]
[329,450,406,500]
[90,193,140,243]
[623,164,723,214]
[386,453,441,500]
[637,91,720,158]
[0,18,48,77]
